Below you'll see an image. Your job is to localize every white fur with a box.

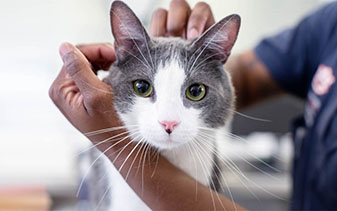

[103,59,217,210]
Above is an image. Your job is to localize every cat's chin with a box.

[148,139,184,150]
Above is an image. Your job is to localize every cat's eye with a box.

[133,80,153,97]
[186,83,206,101]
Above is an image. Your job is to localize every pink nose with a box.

[160,121,179,134]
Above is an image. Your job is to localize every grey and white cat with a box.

[89,1,240,210]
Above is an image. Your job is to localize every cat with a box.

[87,1,240,210]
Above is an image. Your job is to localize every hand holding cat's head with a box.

[49,43,126,151]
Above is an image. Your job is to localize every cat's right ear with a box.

[110,1,151,63]
[191,14,241,63]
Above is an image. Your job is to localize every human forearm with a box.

[226,50,283,109]
[95,134,245,210]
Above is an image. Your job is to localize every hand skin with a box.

[49,42,245,210]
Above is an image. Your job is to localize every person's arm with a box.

[150,0,283,110]
[49,43,245,210]
[226,51,283,109]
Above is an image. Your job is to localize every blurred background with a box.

[0,0,333,210]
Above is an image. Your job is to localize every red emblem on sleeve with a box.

[312,64,335,96]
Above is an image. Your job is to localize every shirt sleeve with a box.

[254,3,337,98]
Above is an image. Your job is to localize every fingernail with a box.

[187,28,199,40]
[59,42,74,57]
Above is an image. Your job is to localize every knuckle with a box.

[75,44,84,49]
[86,92,108,109]
[64,52,83,76]
[48,85,59,102]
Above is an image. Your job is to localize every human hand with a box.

[49,43,123,150]
[150,0,215,39]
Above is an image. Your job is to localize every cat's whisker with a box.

[197,133,286,201]
[94,138,145,211]
[77,132,140,197]
[198,132,248,178]
[135,142,147,176]
[95,185,111,211]
[76,76,114,95]
[150,148,160,178]
[198,130,281,179]
[111,134,142,166]
[119,47,153,70]
[227,109,272,122]
[141,143,151,196]
[194,138,239,211]
[193,136,238,211]
[118,138,145,173]
[75,134,124,159]
[143,30,155,71]
[189,140,219,211]
[194,140,230,211]
[185,141,199,200]
[189,52,224,73]
[197,127,281,172]
[224,131,281,172]
[125,141,146,181]
[84,125,138,136]
[97,145,127,184]
[196,134,260,201]
[76,128,139,157]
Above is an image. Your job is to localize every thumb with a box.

[59,43,106,94]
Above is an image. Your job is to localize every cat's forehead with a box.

[151,37,191,65]
[116,36,226,85]
[151,37,226,82]
[152,37,191,50]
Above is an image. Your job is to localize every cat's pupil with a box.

[136,80,150,94]
[189,84,203,97]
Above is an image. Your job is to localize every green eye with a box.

[133,80,153,97]
[186,83,206,101]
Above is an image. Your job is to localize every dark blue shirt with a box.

[255,2,337,210]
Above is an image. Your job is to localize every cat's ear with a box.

[110,1,150,62]
[191,14,240,63]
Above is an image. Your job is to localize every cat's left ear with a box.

[110,1,151,63]
[191,14,241,63]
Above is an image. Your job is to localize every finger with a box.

[150,8,168,37]
[76,43,116,70]
[187,2,215,40]
[59,43,108,95]
[167,0,191,37]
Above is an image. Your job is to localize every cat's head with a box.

[105,1,240,150]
